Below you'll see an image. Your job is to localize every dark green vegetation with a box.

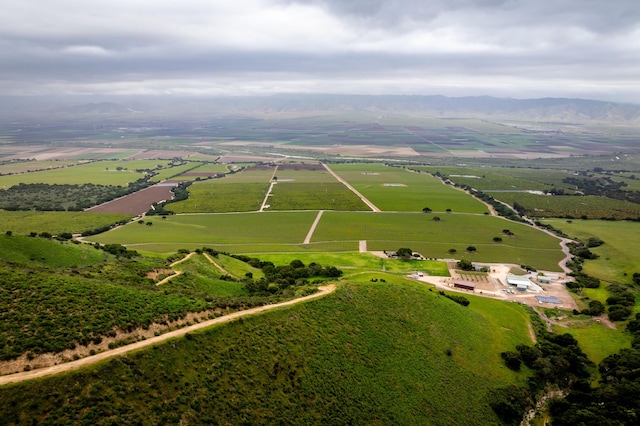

[0,236,338,361]
[0,278,533,425]
[268,182,369,210]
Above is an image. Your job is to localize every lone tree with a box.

[457,259,474,271]
[493,236,503,242]
[422,207,432,213]
[466,246,477,253]
[432,216,441,222]
[396,247,413,259]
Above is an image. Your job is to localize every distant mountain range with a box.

[2,94,639,124]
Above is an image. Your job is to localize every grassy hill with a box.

[0,275,533,425]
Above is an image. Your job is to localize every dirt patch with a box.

[85,183,178,215]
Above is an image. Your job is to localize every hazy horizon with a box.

[1,1,639,103]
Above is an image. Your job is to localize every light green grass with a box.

[0,161,156,188]
[0,234,107,267]
[558,323,633,365]
[327,163,488,213]
[150,162,202,182]
[0,210,133,235]
[0,160,78,175]
[273,167,336,183]
[167,254,250,297]
[543,219,640,284]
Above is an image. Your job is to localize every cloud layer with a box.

[1,0,639,101]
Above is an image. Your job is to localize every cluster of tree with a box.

[0,181,152,211]
[80,219,131,236]
[493,326,593,425]
[456,259,474,271]
[548,343,640,424]
[438,291,470,306]
[604,284,635,321]
[92,243,139,259]
[228,254,343,295]
[565,241,601,290]
[563,176,640,205]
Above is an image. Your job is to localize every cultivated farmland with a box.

[327,163,489,213]
[167,167,273,213]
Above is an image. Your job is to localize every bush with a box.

[501,351,522,371]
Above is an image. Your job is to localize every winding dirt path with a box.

[0,285,336,386]
[156,252,196,285]
[203,252,234,277]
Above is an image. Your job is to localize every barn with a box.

[453,280,476,291]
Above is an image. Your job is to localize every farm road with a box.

[259,165,279,212]
[0,285,336,386]
[155,252,196,286]
[323,163,381,212]
[303,210,324,244]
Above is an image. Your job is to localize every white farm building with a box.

[506,274,543,292]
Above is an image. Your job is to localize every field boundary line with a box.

[259,165,279,212]
[322,163,381,212]
[303,210,324,244]
[0,285,336,386]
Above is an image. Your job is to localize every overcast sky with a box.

[1,0,639,102]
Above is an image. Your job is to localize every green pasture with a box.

[0,210,133,235]
[543,219,640,284]
[168,182,268,213]
[559,323,632,365]
[0,161,156,188]
[313,212,564,271]
[327,163,488,213]
[0,278,532,425]
[165,254,250,297]
[0,234,107,268]
[267,182,369,211]
[86,211,317,250]
[0,160,78,175]
[253,252,450,277]
[212,253,266,280]
[495,192,640,220]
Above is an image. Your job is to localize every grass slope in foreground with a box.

[0,276,532,425]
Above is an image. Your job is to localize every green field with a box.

[0,233,107,268]
[0,160,169,188]
[87,212,318,252]
[313,212,564,271]
[0,160,79,175]
[168,167,273,213]
[268,182,369,210]
[543,219,640,283]
[0,278,533,425]
[0,211,133,235]
[492,192,640,220]
[87,210,565,270]
[559,323,633,365]
[327,163,489,213]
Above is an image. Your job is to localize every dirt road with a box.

[0,285,336,386]
[322,163,381,212]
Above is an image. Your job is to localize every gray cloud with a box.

[0,0,638,101]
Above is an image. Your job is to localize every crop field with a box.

[167,167,273,212]
[416,166,574,191]
[494,192,640,220]
[0,160,173,188]
[543,219,640,284]
[268,182,369,210]
[86,211,318,251]
[0,210,133,235]
[168,182,268,213]
[327,163,488,213]
[0,278,532,425]
[149,162,202,182]
[178,162,229,175]
[312,212,564,271]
